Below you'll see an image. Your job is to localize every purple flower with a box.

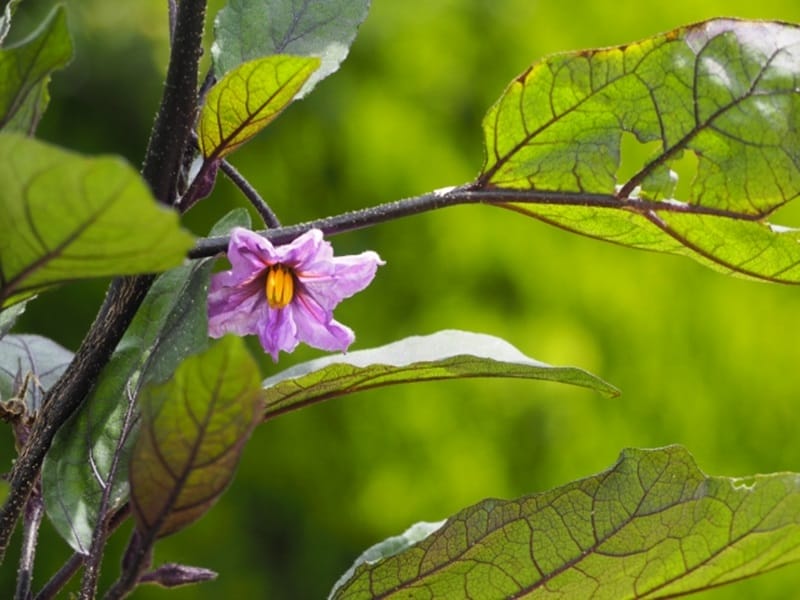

[208,227,384,361]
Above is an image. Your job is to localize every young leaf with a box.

[262,330,618,420]
[212,0,370,97]
[0,299,28,339]
[477,19,800,283]
[41,210,249,554]
[331,446,800,599]
[0,5,72,133]
[0,334,72,413]
[0,134,195,308]
[129,336,263,538]
[198,55,320,159]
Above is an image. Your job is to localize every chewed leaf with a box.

[331,446,800,599]
[263,330,617,420]
[477,19,800,283]
[0,5,72,133]
[0,134,194,308]
[198,55,320,159]
[130,336,263,538]
[212,0,370,97]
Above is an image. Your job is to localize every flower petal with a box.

[257,306,299,361]
[208,276,264,338]
[226,227,279,282]
[300,250,384,311]
[291,291,355,352]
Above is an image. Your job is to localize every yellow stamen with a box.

[265,264,295,309]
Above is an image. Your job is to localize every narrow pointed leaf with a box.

[130,336,262,538]
[0,134,194,308]
[0,5,72,133]
[42,210,248,553]
[332,446,800,599]
[198,55,320,159]
[0,334,72,413]
[212,0,370,97]
[0,299,28,339]
[478,19,800,283]
[263,330,618,420]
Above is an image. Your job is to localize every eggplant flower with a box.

[208,227,384,361]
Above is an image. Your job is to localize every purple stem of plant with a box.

[188,184,768,259]
[15,488,44,600]
[219,158,282,228]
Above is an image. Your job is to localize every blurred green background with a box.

[4,0,800,597]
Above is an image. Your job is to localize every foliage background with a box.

[3,0,800,597]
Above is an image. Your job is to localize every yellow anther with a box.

[265,264,295,309]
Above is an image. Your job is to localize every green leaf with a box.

[0,134,194,308]
[212,0,370,97]
[42,210,248,553]
[477,19,800,283]
[331,446,800,599]
[263,330,618,421]
[0,0,24,47]
[0,299,28,339]
[0,334,72,413]
[0,5,72,133]
[198,55,320,159]
[129,336,263,538]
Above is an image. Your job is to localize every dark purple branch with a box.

[14,486,44,600]
[0,0,207,566]
[188,185,764,259]
[219,159,282,228]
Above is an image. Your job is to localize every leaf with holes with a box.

[129,336,263,538]
[331,446,800,599]
[0,5,72,133]
[0,134,194,308]
[42,210,249,554]
[263,330,617,421]
[475,19,800,283]
[212,0,370,97]
[198,55,320,159]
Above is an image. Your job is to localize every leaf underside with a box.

[477,19,800,283]
[262,330,618,420]
[0,334,72,413]
[332,446,800,599]
[212,0,371,97]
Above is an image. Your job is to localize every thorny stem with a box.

[0,0,207,567]
[15,485,44,600]
[35,505,131,600]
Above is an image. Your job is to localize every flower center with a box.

[265,264,295,309]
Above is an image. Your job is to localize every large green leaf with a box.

[0,5,72,133]
[263,330,618,421]
[212,0,370,97]
[42,210,248,553]
[331,446,800,599]
[198,55,320,159]
[476,19,800,283]
[0,334,72,413]
[129,336,263,538]
[0,134,194,308]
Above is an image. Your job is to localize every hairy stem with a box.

[188,184,766,259]
[219,159,282,227]
[35,505,131,600]
[0,0,207,565]
[15,486,44,600]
